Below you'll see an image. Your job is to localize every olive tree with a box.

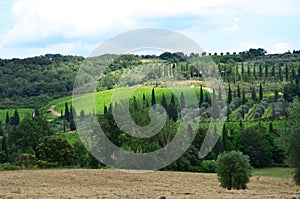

[216,151,251,190]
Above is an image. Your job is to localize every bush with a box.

[0,163,20,171]
[16,153,37,169]
[200,160,216,173]
[36,160,59,168]
[216,151,251,190]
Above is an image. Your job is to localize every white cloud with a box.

[0,0,299,57]
[267,42,294,54]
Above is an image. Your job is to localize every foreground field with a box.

[0,169,299,199]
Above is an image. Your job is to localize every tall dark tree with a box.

[199,85,204,107]
[259,83,263,100]
[69,105,76,131]
[151,88,156,107]
[218,86,222,100]
[161,93,168,111]
[265,63,268,78]
[34,107,40,118]
[168,94,178,122]
[180,92,185,109]
[10,110,20,126]
[5,111,9,124]
[237,85,241,99]
[222,124,228,151]
[242,89,246,105]
[285,64,289,81]
[227,85,232,104]
[251,87,257,101]
[0,121,3,136]
[65,102,70,122]
[211,99,220,120]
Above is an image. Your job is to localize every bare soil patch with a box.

[0,169,299,199]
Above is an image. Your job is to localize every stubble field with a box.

[0,169,299,199]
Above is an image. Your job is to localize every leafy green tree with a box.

[8,116,53,155]
[216,151,251,190]
[278,103,300,185]
[36,136,74,166]
[241,125,272,168]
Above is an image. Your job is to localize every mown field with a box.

[0,169,299,199]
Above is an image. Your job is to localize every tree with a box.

[242,89,246,105]
[161,93,168,111]
[227,85,232,104]
[69,105,76,131]
[10,110,20,126]
[241,125,272,168]
[5,111,9,124]
[237,85,241,99]
[216,151,251,190]
[251,87,257,101]
[199,85,204,107]
[168,94,178,122]
[151,88,156,107]
[0,121,3,136]
[65,102,70,122]
[34,107,40,117]
[36,136,74,166]
[8,116,53,154]
[180,92,185,110]
[218,86,222,100]
[259,83,263,100]
[278,103,300,185]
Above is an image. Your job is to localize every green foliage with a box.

[16,153,37,168]
[36,160,59,168]
[8,116,53,155]
[278,102,300,185]
[36,136,74,166]
[0,162,20,170]
[216,151,251,190]
[241,124,272,168]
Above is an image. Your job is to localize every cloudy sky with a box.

[0,0,299,58]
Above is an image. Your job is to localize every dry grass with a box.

[0,169,299,199]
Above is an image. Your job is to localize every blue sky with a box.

[0,0,300,58]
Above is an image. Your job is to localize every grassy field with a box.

[51,87,205,115]
[0,108,34,123]
[0,169,299,199]
[252,167,294,179]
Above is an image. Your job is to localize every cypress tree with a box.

[168,94,178,122]
[11,110,20,126]
[259,83,263,100]
[237,85,241,99]
[251,87,257,101]
[205,92,210,105]
[285,64,289,81]
[218,86,222,100]
[180,92,185,109]
[132,96,138,110]
[0,121,3,136]
[161,93,168,111]
[69,105,76,131]
[242,89,246,105]
[65,102,70,122]
[34,107,40,118]
[199,86,204,107]
[265,63,268,78]
[211,98,220,120]
[104,105,108,114]
[227,85,232,104]
[5,111,9,124]
[151,88,156,107]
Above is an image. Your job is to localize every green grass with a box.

[51,87,207,115]
[57,132,80,145]
[252,167,294,178]
[0,108,34,123]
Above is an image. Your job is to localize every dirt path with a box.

[0,169,299,199]
[48,105,61,117]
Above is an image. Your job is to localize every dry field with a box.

[0,169,299,199]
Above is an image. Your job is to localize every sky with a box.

[0,0,299,58]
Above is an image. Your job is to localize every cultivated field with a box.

[0,169,299,199]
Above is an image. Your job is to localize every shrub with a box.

[216,151,251,190]
[0,163,20,171]
[16,153,37,169]
[200,160,216,173]
[36,160,59,168]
